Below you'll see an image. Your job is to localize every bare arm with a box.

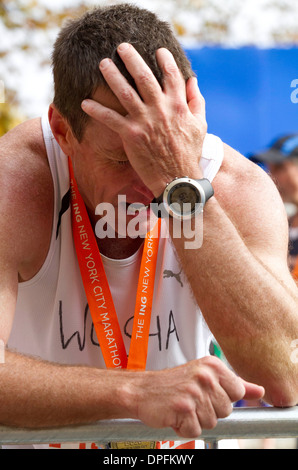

[0,124,126,428]
[82,44,298,407]
[171,149,298,406]
[0,350,130,427]
[0,121,263,435]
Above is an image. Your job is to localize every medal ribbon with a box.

[68,157,161,370]
[293,256,298,281]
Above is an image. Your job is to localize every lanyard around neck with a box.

[68,157,161,370]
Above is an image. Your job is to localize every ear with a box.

[48,104,75,156]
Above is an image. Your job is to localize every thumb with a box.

[241,379,265,401]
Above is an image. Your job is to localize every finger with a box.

[218,369,246,403]
[172,411,202,439]
[207,386,234,419]
[195,359,235,419]
[99,58,144,116]
[116,43,162,104]
[186,76,206,119]
[196,396,218,430]
[81,99,126,133]
[241,379,265,401]
[155,47,187,98]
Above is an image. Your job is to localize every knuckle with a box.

[203,415,218,430]
[137,70,153,85]
[164,61,179,78]
[210,356,230,375]
[101,107,116,123]
[200,355,216,366]
[175,422,201,440]
[197,368,216,390]
[126,124,142,141]
[119,87,134,102]
[172,397,194,416]
[217,401,233,419]
[174,100,187,116]
[231,381,246,402]
[200,355,223,373]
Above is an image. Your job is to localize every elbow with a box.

[263,383,298,408]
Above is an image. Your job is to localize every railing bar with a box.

[0,407,297,446]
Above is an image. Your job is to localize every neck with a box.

[86,205,146,260]
[97,236,144,259]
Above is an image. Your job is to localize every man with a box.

[252,134,298,278]
[0,4,297,449]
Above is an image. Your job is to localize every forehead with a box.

[92,86,127,115]
[81,86,127,160]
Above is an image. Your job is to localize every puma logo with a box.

[163,269,183,287]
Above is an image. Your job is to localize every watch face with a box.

[168,182,201,215]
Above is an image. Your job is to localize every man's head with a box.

[251,134,298,206]
[52,3,194,142]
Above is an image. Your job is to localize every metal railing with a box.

[0,407,297,449]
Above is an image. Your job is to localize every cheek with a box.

[93,172,126,205]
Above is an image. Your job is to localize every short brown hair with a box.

[52,3,194,141]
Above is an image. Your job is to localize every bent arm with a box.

[80,43,298,407]
[0,125,263,434]
[170,147,298,407]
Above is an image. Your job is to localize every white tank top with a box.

[7,114,224,449]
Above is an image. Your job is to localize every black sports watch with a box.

[152,177,214,220]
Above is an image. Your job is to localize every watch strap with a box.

[198,178,214,202]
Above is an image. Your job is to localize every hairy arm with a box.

[0,350,131,427]
[0,121,263,434]
[171,146,298,406]
[81,43,298,407]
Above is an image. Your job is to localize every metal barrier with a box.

[0,407,297,449]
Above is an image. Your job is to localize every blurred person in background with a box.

[251,134,298,280]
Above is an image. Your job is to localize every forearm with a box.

[0,349,263,438]
[170,197,298,405]
[0,350,134,428]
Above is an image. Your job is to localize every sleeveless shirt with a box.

[7,114,224,449]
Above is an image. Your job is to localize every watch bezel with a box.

[163,177,206,220]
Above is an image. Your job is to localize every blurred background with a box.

[0,0,297,449]
[0,0,297,155]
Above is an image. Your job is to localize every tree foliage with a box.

[0,0,88,136]
[0,0,298,136]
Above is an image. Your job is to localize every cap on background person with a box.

[251,133,298,164]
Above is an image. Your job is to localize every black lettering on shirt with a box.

[59,300,88,351]
[166,310,179,350]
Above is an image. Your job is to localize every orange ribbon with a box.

[292,256,298,281]
[68,157,160,370]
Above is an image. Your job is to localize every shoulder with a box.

[0,118,54,280]
[213,142,289,264]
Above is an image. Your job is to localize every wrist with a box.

[116,370,149,420]
[152,164,204,198]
